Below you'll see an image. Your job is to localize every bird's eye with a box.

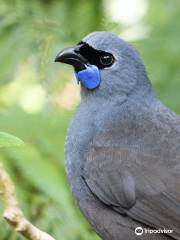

[99,54,114,67]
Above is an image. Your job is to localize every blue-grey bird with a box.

[55,32,180,240]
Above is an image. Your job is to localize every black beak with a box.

[55,46,87,71]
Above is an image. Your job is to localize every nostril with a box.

[74,49,79,54]
[74,44,84,53]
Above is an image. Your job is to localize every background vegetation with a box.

[0,0,180,239]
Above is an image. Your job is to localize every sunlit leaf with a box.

[0,132,24,148]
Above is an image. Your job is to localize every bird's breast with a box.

[65,103,101,198]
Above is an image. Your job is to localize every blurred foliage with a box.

[0,0,180,239]
[139,0,180,112]
[0,131,24,147]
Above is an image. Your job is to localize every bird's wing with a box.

[83,122,180,238]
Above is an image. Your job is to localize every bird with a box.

[55,32,180,240]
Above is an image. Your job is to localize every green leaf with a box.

[0,132,24,148]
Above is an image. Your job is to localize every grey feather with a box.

[64,31,180,239]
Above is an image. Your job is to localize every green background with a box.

[0,0,180,239]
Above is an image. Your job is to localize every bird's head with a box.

[55,32,150,99]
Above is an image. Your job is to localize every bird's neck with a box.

[80,80,153,105]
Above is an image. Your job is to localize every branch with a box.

[0,162,56,240]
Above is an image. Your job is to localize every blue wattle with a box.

[75,64,100,90]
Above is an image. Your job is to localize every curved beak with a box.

[55,47,87,71]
